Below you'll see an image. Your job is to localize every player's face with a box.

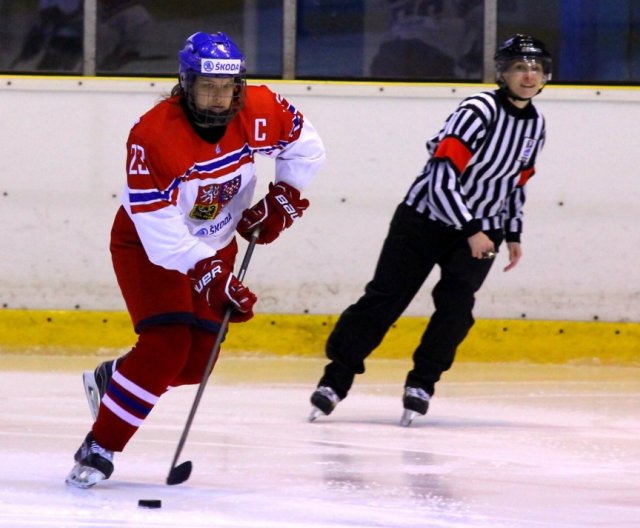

[502,59,547,102]
[193,76,236,113]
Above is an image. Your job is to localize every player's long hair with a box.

[170,83,182,98]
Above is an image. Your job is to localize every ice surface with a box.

[1,355,639,528]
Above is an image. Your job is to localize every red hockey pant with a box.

[92,207,238,452]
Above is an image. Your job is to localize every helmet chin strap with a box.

[499,85,532,102]
[497,78,546,103]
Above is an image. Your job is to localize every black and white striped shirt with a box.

[404,89,546,241]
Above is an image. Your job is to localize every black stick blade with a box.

[166,460,192,485]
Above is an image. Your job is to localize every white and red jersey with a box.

[122,85,325,274]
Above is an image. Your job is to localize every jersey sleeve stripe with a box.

[433,136,474,174]
[280,99,303,141]
[129,178,181,204]
[518,167,535,186]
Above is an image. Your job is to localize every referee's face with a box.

[502,59,546,101]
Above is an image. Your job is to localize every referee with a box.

[309,34,552,426]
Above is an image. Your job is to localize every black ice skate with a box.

[308,385,341,421]
[400,387,430,427]
[65,432,114,488]
[82,357,123,420]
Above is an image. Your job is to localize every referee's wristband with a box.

[462,219,483,238]
[505,232,521,243]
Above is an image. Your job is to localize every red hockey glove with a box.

[188,258,257,322]
[237,182,309,244]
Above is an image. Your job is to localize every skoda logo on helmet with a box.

[200,58,241,74]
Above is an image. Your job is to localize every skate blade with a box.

[65,462,107,489]
[82,371,100,421]
[400,409,418,427]
[308,406,325,422]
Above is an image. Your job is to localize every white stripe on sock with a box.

[111,371,159,405]
[102,394,144,427]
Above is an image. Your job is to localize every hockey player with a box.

[309,34,551,426]
[66,31,325,487]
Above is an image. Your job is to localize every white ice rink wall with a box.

[1,77,639,323]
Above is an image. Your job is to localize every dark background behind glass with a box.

[1,0,639,84]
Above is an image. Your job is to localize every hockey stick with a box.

[166,228,260,485]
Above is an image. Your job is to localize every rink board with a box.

[1,309,638,364]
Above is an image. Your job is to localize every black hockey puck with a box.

[138,499,162,509]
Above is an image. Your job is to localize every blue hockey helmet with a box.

[178,31,247,127]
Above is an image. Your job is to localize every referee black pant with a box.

[319,203,503,399]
